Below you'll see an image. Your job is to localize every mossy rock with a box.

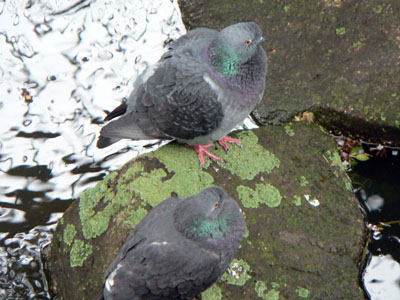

[48,123,364,299]
[178,0,400,143]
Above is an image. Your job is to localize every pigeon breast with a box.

[99,187,245,300]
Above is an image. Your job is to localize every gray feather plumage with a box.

[97,22,267,148]
[95,187,245,300]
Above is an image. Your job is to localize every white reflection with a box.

[364,255,400,300]
[365,194,385,212]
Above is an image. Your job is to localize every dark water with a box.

[349,143,400,299]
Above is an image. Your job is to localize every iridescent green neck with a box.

[185,215,229,240]
[209,44,240,77]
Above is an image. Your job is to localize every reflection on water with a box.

[350,146,400,300]
[0,0,184,297]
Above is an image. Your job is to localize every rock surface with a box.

[178,0,400,143]
[48,123,365,299]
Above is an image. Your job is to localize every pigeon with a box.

[94,186,246,300]
[97,22,268,166]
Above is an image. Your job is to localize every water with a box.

[0,0,184,298]
[344,141,400,300]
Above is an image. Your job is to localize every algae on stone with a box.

[237,183,282,208]
[296,286,310,298]
[49,124,364,300]
[284,125,295,137]
[215,131,280,180]
[70,239,93,267]
[221,258,252,286]
[292,195,302,206]
[63,224,77,247]
[79,171,121,240]
[201,284,223,300]
[255,280,280,300]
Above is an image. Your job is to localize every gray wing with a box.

[104,241,221,299]
[97,29,223,148]
[136,55,223,140]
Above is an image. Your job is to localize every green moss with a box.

[131,165,214,207]
[318,125,329,135]
[150,141,211,170]
[335,27,346,35]
[113,164,145,205]
[271,282,280,289]
[79,171,121,240]
[352,41,365,48]
[374,5,383,13]
[284,125,295,136]
[201,284,222,300]
[255,281,280,300]
[293,195,302,206]
[345,179,353,192]
[296,287,310,298]
[78,141,214,245]
[221,258,252,286]
[283,5,290,12]
[214,131,280,180]
[131,168,172,207]
[143,143,215,201]
[83,204,114,240]
[122,206,148,228]
[243,226,249,239]
[70,239,92,267]
[299,176,309,187]
[237,183,282,208]
[63,224,77,247]
[325,150,344,170]
[324,150,352,191]
[255,281,267,298]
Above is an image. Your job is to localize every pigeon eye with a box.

[244,39,252,45]
[213,202,219,209]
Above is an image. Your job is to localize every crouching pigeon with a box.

[95,187,246,300]
[97,22,268,166]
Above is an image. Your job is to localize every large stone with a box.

[48,123,364,299]
[178,0,400,142]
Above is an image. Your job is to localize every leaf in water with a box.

[351,153,373,161]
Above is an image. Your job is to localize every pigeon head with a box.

[209,22,265,77]
[174,187,245,245]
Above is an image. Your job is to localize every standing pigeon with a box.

[95,187,246,300]
[97,22,268,166]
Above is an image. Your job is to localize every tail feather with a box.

[104,102,128,121]
[97,136,121,149]
[97,112,170,149]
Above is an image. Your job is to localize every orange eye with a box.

[244,40,252,45]
[213,202,219,209]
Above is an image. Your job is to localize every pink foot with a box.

[187,143,224,167]
[218,136,242,152]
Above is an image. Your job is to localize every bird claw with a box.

[218,136,242,152]
[187,144,224,167]
[188,136,242,166]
